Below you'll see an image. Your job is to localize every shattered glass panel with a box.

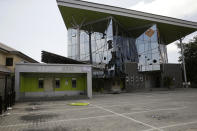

[136,25,167,72]
[67,19,113,72]
[112,20,138,75]
[67,18,168,77]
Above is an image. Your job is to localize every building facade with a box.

[0,42,37,103]
[57,0,197,91]
[0,42,38,73]
[67,20,168,76]
[15,63,92,101]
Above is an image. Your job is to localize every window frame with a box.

[72,78,77,88]
[38,78,44,88]
[6,57,13,66]
[55,78,60,88]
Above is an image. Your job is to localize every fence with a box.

[0,75,15,115]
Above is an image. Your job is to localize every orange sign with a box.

[145,29,155,37]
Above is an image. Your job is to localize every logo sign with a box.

[145,29,155,37]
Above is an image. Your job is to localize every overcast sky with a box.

[0,0,197,63]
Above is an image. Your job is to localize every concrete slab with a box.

[0,107,112,126]
[1,88,197,131]
[0,116,150,131]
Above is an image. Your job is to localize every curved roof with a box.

[57,0,197,44]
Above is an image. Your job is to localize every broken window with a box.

[55,78,60,88]
[6,57,13,66]
[72,78,77,88]
[38,78,44,88]
[107,40,113,49]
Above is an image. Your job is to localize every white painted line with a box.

[85,98,172,108]
[8,106,97,115]
[15,100,136,109]
[14,96,172,109]
[14,100,87,109]
[0,114,116,128]
[123,106,187,115]
[0,106,187,128]
[160,121,197,129]
[14,103,74,109]
[143,121,197,131]
[101,101,176,108]
[8,105,186,117]
[91,104,163,131]
[11,100,160,113]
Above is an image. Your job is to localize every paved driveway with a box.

[1,89,197,131]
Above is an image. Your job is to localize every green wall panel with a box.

[56,77,86,91]
[20,76,44,92]
[20,73,86,92]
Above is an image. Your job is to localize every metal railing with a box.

[0,76,15,115]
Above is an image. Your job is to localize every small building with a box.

[0,42,38,103]
[15,63,92,101]
[0,42,38,73]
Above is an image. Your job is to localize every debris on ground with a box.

[68,103,89,106]
[152,115,161,120]
[7,107,12,110]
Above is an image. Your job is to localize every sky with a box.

[0,0,197,63]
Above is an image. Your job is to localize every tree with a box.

[177,36,197,87]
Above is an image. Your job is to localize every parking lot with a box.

[0,89,197,131]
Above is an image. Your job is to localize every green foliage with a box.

[177,36,197,87]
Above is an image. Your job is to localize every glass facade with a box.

[136,25,168,71]
[112,21,138,75]
[68,20,113,66]
[67,18,168,77]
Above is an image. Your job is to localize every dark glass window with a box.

[72,78,76,88]
[6,58,13,66]
[55,78,60,88]
[38,78,44,88]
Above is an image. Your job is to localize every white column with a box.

[87,69,92,98]
[76,27,80,60]
[180,38,188,88]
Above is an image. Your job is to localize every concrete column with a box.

[76,27,80,60]
[87,71,92,98]
[89,32,93,64]
[180,38,188,88]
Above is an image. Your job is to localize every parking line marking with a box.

[123,106,187,115]
[0,114,116,128]
[91,104,163,131]
[143,121,197,131]
[102,101,184,108]
[14,97,172,109]
[8,106,97,115]
[11,100,165,113]
[13,103,81,109]
[160,121,197,129]
[0,106,187,128]
[7,105,186,117]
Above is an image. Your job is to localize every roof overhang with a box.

[10,51,38,63]
[41,51,86,64]
[57,0,197,44]
[0,47,9,53]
